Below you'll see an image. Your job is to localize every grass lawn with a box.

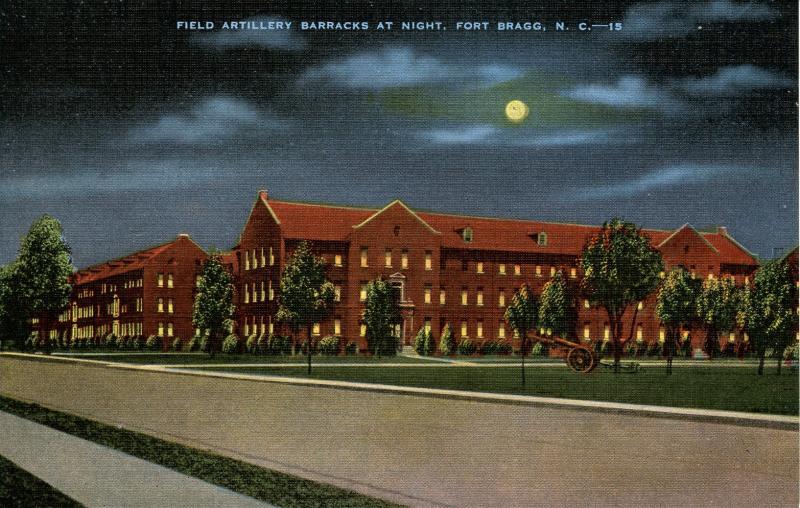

[187,364,799,416]
[0,397,398,508]
[0,454,82,507]
[58,352,439,365]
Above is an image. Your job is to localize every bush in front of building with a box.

[647,341,661,357]
[145,335,160,351]
[438,324,454,356]
[246,333,258,354]
[270,334,292,355]
[345,341,358,355]
[115,334,126,349]
[457,339,476,356]
[221,333,240,354]
[186,335,200,352]
[172,337,182,351]
[414,327,429,355]
[104,333,116,349]
[318,335,341,355]
[131,336,145,350]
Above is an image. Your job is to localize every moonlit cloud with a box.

[623,0,779,40]
[300,47,522,89]
[130,97,284,145]
[420,125,631,147]
[195,16,305,51]
[680,65,793,96]
[563,76,684,112]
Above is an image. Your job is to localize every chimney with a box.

[258,189,269,201]
[178,233,190,240]
[717,226,728,236]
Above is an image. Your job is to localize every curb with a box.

[2,352,797,431]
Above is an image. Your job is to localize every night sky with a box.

[1,0,797,267]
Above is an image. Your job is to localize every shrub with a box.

[457,338,476,356]
[145,335,161,351]
[647,341,661,357]
[438,324,455,356]
[221,334,240,354]
[115,334,126,349]
[624,341,636,357]
[345,341,358,355]
[172,337,182,351]
[104,333,116,348]
[186,335,200,352]
[531,342,543,357]
[255,333,268,354]
[318,335,341,356]
[133,336,146,350]
[414,328,429,356]
[246,333,258,354]
[424,332,435,356]
[480,341,497,355]
[496,341,512,355]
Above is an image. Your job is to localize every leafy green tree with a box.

[276,242,335,373]
[414,326,431,356]
[696,277,738,360]
[738,261,798,375]
[504,283,537,386]
[192,254,235,357]
[656,268,699,374]
[362,278,401,357]
[0,265,27,349]
[438,323,454,355]
[537,271,573,338]
[581,218,663,373]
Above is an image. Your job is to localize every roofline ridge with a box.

[74,238,176,273]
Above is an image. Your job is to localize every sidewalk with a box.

[0,411,274,508]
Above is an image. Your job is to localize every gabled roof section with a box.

[352,199,440,235]
[267,199,375,241]
[236,190,282,245]
[657,224,719,253]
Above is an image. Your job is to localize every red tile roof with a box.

[263,197,758,266]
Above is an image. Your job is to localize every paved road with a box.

[1,356,797,507]
[0,410,272,508]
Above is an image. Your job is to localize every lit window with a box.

[334,319,341,335]
[167,273,173,289]
[570,267,577,278]
[402,250,409,269]
[385,248,392,268]
[744,276,750,285]
[157,298,164,313]
[498,290,506,307]
[659,271,665,278]
[360,323,367,337]
[157,273,164,287]
[550,266,556,277]
[424,251,432,271]
[636,325,643,341]
[260,317,266,335]
[424,319,432,334]
[514,264,521,276]
[244,284,250,303]
[269,320,274,334]
[243,321,249,336]
[360,247,368,268]
[498,264,506,275]
[708,273,715,280]
[659,328,665,343]
[268,280,274,300]
[583,326,590,339]
[167,322,173,337]
[461,289,468,306]
[245,250,250,270]
[440,289,446,305]
[334,254,342,267]
[728,332,735,343]
[424,286,432,304]
[269,247,275,266]
[196,275,201,287]
[476,289,484,306]
[461,321,468,337]
[604,325,610,340]
[477,321,484,339]
[260,248,266,267]
[584,299,590,309]
[476,262,484,274]
[637,301,643,311]
[535,265,542,277]
[498,324,506,339]
[360,283,368,302]
[312,323,320,336]
[158,322,164,336]
[334,285,341,302]
[260,282,265,302]
[167,299,173,314]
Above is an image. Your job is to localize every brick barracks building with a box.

[34,190,760,352]
[235,190,759,352]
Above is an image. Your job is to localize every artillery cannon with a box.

[531,334,598,373]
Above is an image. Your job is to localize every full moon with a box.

[504,100,529,123]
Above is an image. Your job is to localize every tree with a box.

[438,323,454,355]
[504,284,537,387]
[696,277,738,360]
[192,254,235,357]
[656,268,699,374]
[362,278,401,357]
[1,215,74,349]
[275,242,335,373]
[738,261,797,375]
[537,271,573,339]
[581,218,663,373]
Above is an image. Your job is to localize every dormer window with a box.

[537,232,548,246]
[462,227,474,243]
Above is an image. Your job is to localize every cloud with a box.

[575,163,752,199]
[195,16,305,51]
[563,76,684,112]
[130,97,283,145]
[623,0,779,40]
[680,65,793,96]
[420,125,631,147]
[301,47,522,89]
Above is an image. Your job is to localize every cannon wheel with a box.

[566,346,597,373]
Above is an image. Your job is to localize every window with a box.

[498,290,506,307]
[498,263,506,275]
[268,280,274,301]
[157,298,164,313]
[260,317,266,335]
[334,254,342,267]
[570,267,577,279]
[461,288,468,306]
[167,322,174,337]
[498,323,506,339]
[424,318,432,334]
[334,319,341,335]
[243,321,249,336]
[535,265,542,277]
[167,273,173,289]
[728,332,736,343]
[269,319,274,334]
[360,247,368,267]
[167,298,173,314]
[636,325,643,341]
[744,276,750,285]
[385,248,392,268]
[260,282,266,302]
[196,275,201,287]
[440,289,446,305]
[550,266,556,277]
[476,262,484,274]
[244,284,250,303]
[584,299,590,309]
[637,301,643,311]
[244,250,250,270]
[604,325,610,340]
[476,288,484,306]
[708,273,715,280]
[538,232,548,246]
[402,249,409,269]
[312,323,320,336]
[424,285,432,304]
[583,325,590,340]
[334,285,342,302]
[659,271,665,279]
[158,322,164,336]
[477,320,483,339]
[251,283,256,303]
[360,323,367,337]
[157,273,164,287]
[461,321,468,337]
[514,264,521,276]
[462,227,473,243]
[659,328,665,343]
[424,251,432,271]
[260,248,266,267]
[360,283,368,302]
